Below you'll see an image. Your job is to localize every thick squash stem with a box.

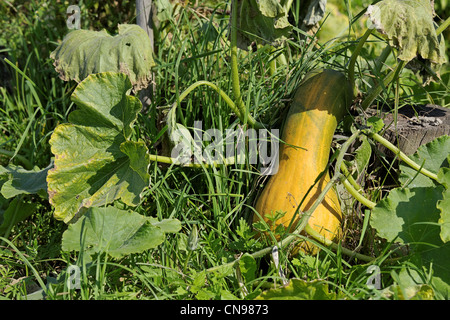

[148,80,266,168]
[368,132,439,181]
[341,175,377,210]
[337,129,439,211]
[207,125,441,273]
[176,80,265,129]
[436,16,450,36]
[206,173,343,274]
[338,129,440,207]
[348,28,373,95]
[339,161,362,191]
[268,46,277,76]
[230,0,248,123]
[148,153,236,168]
[340,162,377,210]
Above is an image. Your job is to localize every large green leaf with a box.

[370,186,450,297]
[61,206,181,259]
[366,0,446,65]
[437,165,450,189]
[380,267,435,300]
[370,187,444,244]
[437,187,450,243]
[0,162,53,199]
[0,163,51,235]
[238,253,257,284]
[299,0,327,28]
[380,283,435,300]
[50,24,155,91]
[47,72,150,223]
[413,227,450,299]
[348,135,372,181]
[154,0,180,23]
[372,136,450,297]
[234,0,293,49]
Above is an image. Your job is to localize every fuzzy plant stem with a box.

[339,129,440,207]
[149,153,236,168]
[334,130,377,210]
[148,79,267,168]
[436,16,450,36]
[177,80,265,129]
[340,162,376,210]
[368,132,439,181]
[348,28,373,94]
[230,0,251,124]
[303,224,374,262]
[206,168,375,276]
[205,173,345,274]
[268,46,277,76]
[149,79,267,167]
[283,0,294,12]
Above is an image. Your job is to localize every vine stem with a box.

[339,129,441,207]
[340,162,376,210]
[436,16,450,36]
[283,0,294,12]
[348,28,373,94]
[230,0,250,125]
[149,153,236,168]
[206,173,345,274]
[206,168,375,275]
[148,79,267,168]
[368,132,439,181]
[268,46,277,76]
[175,80,265,129]
[339,161,361,191]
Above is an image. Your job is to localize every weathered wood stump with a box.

[368,104,450,156]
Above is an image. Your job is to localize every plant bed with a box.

[0,0,449,301]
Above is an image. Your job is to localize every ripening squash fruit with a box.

[253,69,352,253]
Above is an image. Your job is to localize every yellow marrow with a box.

[253,69,352,252]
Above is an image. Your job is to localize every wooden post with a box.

[377,104,450,156]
